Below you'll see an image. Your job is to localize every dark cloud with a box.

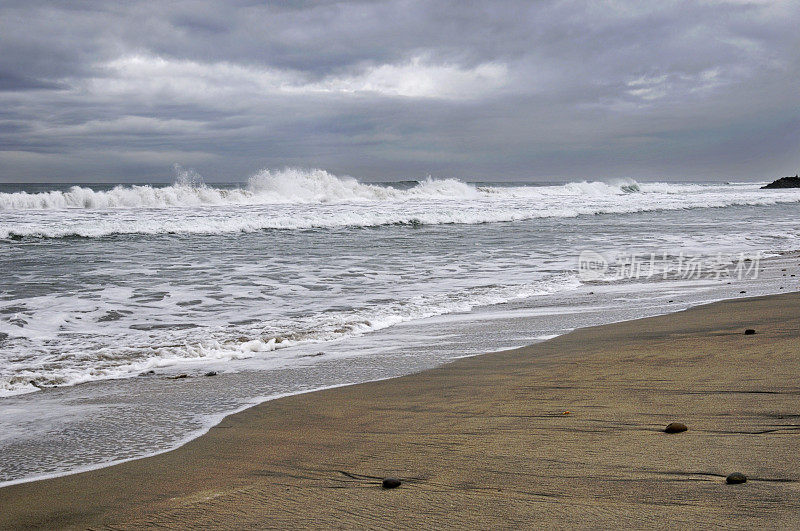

[0,0,798,182]
[0,71,65,91]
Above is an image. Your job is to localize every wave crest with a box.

[3,170,799,240]
[0,168,636,211]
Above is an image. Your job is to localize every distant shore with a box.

[2,292,799,528]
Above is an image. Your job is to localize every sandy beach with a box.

[2,292,799,529]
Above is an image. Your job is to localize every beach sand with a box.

[1,293,799,529]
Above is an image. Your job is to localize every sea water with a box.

[1,169,798,484]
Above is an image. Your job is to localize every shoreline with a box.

[0,288,705,488]
[2,292,799,527]
[0,383,362,489]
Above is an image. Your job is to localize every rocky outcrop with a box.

[761,175,800,189]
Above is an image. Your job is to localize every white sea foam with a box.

[1,169,798,239]
[0,168,479,211]
[2,170,799,396]
[0,273,582,397]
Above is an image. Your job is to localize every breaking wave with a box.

[0,168,485,210]
[1,168,798,240]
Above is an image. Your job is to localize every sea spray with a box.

[0,168,650,212]
[2,170,799,240]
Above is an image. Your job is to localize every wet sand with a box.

[1,293,799,529]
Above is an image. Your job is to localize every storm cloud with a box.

[1,0,798,182]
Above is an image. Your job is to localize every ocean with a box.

[1,168,799,485]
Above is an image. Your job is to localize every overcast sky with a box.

[1,0,798,183]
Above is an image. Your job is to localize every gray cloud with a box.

[0,0,798,183]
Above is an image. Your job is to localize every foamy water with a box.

[1,170,799,484]
[2,170,799,240]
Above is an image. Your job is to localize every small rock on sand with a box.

[204,371,218,377]
[382,477,402,489]
[664,422,688,433]
[169,374,189,380]
[726,472,747,484]
[744,329,756,335]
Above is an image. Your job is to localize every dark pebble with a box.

[726,472,747,484]
[740,290,746,294]
[0,332,8,341]
[744,329,756,335]
[382,477,402,489]
[169,374,189,380]
[664,422,688,433]
[204,371,218,377]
